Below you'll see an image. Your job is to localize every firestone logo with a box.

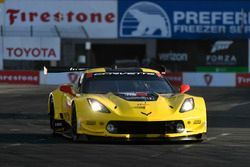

[0,71,39,85]
[0,75,38,82]
[237,74,250,87]
[237,76,250,84]
[6,9,115,25]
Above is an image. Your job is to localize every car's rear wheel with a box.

[71,104,79,142]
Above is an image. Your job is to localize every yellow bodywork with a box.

[48,68,207,140]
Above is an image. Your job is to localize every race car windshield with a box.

[81,74,174,94]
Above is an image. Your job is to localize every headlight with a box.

[87,98,110,113]
[180,98,194,113]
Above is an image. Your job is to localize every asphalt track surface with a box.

[0,85,250,167]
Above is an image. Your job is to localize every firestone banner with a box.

[4,0,117,38]
[3,37,60,61]
[0,71,39,85]
[119,0,250,39]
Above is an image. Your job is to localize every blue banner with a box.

[119,0,250,39]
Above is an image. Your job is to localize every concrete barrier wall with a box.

[1,70,249,87]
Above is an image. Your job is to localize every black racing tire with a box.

[49,97,56,135]
[196,133,207,142]
[71,104,79,142]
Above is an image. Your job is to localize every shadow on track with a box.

[0,133,204,145]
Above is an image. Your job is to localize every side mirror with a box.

[60,85,75,96]
[180,84,190,94]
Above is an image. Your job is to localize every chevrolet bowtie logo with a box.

[141,112,152,116]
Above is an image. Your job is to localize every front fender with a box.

[48,89,64,120]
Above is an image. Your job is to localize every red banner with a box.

[162,72,183,86]
[236,73,250,87]
[0,71,39,85]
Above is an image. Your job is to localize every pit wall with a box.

[0,70,249,87]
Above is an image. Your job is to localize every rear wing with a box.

[43,66,88,75]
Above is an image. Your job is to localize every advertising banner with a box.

[3,37,60,61]
[40,72,81,85]
[0,70,39,84]
[162,72,182,86]
[183,72,235,87]
[4,0,117,38]
[197,40,248,72]
[157,40,248,72]
[0,2,3,26]
[119,1,250,39]
[236,73,250,87]
[249,39,250,72]
[0,3,3,69]
[0,38,2,70]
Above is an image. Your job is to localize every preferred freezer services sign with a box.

[3,37,60,61]
[119,0,250,39]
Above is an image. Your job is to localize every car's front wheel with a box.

[71,104,79,142]
[49,97,56,135]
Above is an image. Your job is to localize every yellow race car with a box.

[48,67,207,142]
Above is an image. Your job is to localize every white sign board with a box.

[40,72,81,85]
[249,39,250,72]
[4,0,117,38]
[0,4,3,69]
[3,37,60,61]
[183,72,235,87]
[0,38,2,70]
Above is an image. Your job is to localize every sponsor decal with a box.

[93,72,155,76]
[162,72,182,86]
[141,112,152,116]
[0,71,39,85]
[159,52,188,62]
[204,74,213,86]
[120,1,172,38]
[236,73,250,87]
